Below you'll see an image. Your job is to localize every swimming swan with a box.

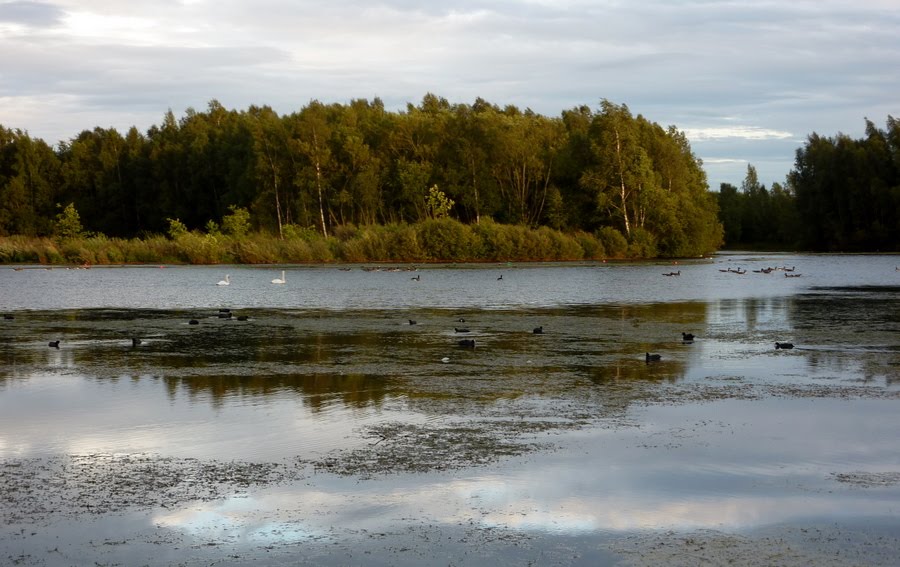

[217,275,230,286]
[272,270,286,284]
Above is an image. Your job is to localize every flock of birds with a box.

[717,265,800,277]
[215,271,287,286]
[17,267,801,357]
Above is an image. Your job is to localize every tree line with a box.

[0,95,724,259]
[717,117,900,252]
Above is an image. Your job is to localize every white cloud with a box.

[683,126,795,142]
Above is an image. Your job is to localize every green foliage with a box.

[595,226,628,258]
[425,185,455,219]
[416,218,475,261]
[55,203,84,239]
[221,205,251,237]
[627,227,658,258]
[574,231,606,260]
[166,218,188,240]
[0,96,728,258]
[789,117,900,251]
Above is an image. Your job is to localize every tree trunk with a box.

[312,129,328,238]
[614,126,631,236]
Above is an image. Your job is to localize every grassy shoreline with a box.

[0,219,672,266]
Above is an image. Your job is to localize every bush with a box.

[575,231,606,260]
[384,224,424,261]
[416,218,476,261]
[627,227,658,258]
[221,206,251,237]
[472,220,514,261]
[596,226,628,258]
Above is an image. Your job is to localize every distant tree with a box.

[55,202,84,238]
[717,183,743,246]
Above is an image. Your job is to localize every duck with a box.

[497,274,503,280]
[682,332,695,342]
[455,327,470,333]
[48,340,60,348]
[458,339,476,348]
[645,352,661,362]
[411,274,421,281]
[237,315,249,321]
[409,319,417,325]
[131,338,142,347]
[189,319,200,325]
[775,342,794,349]
[533,326,543,334]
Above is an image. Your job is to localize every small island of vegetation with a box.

[1,96,897,265]
[0,96,722,265]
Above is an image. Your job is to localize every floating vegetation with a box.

[0,453,307,524]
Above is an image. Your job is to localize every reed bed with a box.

[0,220,630,265]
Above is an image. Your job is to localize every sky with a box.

[1,0,898,191]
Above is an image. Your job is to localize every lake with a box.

[1,252,899,566]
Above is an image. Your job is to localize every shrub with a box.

[627,227,658,258]
[596,226,628,258]
[221,206,251,237]
[416,218,476,261]
[575,231,606,260]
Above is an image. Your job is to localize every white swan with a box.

[217,274,230,286]
[272,270,286,284]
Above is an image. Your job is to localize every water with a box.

[4,252,895,311]
[1,252,899,565]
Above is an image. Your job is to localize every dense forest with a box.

[0,96,724,262]
[718,117,900,252]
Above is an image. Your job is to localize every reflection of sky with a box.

[0,372,416,459]
[149,397,900,542]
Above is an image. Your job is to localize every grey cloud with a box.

[0,1,64,26]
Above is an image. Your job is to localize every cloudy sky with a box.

[1,0,897,190]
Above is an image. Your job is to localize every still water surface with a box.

[1,252,899,565]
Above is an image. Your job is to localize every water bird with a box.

[218,308,231,313]
[645,352,661,362]
[533,326,543,334]
[411,274,421,281]
[663,270,681,276]
[455,327,470,333]
[48,340,60,348]
[409,319,417,325]
[218,311,232,319]
[272,270,286,284]
[441,357,451,363]
[775,342,794,349]
[132,338,142,347]
[3,314,13,320]
[458,339,476,348]
[216,275,230,286]
[497,274,503,280]
[189,319,199,325]
[682,332,695,342]
[237,315,249,321]
[457,318,465,322]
